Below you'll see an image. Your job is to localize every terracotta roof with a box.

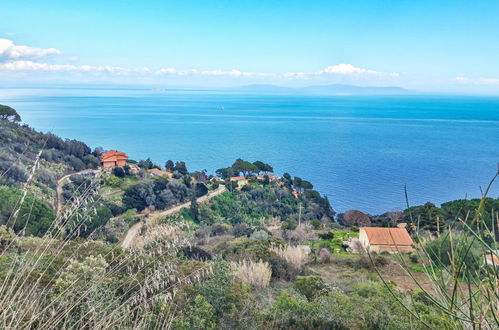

[230,176,246,181]
[361,227,413,246]
[101,150,128,161]
[485,254,499,266]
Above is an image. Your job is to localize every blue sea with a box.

[1,88,498,214]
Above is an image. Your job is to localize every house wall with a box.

[358,228,370,250]
[116,159,127,166]
[370,244,413,253]
[102,161,116,168]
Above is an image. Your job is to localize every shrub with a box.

[293,276,326,300]
[318,231,334,240]
[195,183,208,197]
[424,232,484,272]
[104,174,123,187]
[250,229,269,240]
[0,186,55,236]
[231,259,272,288]
[354,254,390,270]
[112,166,126,178]
[232,223,253,237]
[310,219,321,229]
[319,248,332,263]
[210,223,231,236]
[268,254,298,281]
[271,245,309,269]
[281,219,297,230]
[409,253,419,263]
[181,246,212,261]
[172,295,217,330]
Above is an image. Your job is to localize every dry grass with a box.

[0,155,210,329]
[270,245,310,269]
[231,259,272,288]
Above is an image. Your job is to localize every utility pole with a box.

[298,204,302,227]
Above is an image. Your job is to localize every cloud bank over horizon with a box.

[0,38,498,93]
[0,38,405,88]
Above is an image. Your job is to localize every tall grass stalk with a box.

[0,155,210,328]
[373,169,499,329]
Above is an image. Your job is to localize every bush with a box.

[112,167,126,178]
[319,248,332,263]
[424,233,484,273]
[293,276,326,300]
[409,253,419,263]
[195,183,208,197]
[210,223,231,236]
[0,187,55,236]
[104,174,123,187]
[172,295,217,330]
[232,223,253,237]
[281,219,297,230]
[250,229,269,240]
[268,254,298,281]
[181,246,212,261]
[271,245,309,269]
[231,259,272,288]
[310,219,321,229]
[318,231,334,240]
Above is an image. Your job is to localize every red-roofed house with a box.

[359,227,414,253]
[485,252,499,267]
[101,150,128,168]
[230,176,248,189]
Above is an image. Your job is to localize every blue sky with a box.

[1,0,499,93]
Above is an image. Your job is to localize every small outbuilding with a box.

[359,227,414,253]
[230,176,248,189]
[101,150,128,168]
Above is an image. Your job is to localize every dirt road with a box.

[120,185,226,249]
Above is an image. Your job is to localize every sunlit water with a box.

[1,88,498,214]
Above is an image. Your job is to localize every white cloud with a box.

[0,60,142,75]
[455,76,499,85]
[0,42,398,83]
[0,38,61,61]
[154,67,274,77]
[284,64,399,79]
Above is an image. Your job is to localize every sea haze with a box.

[1,88,498,214]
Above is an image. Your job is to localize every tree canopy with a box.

[0,105,21,122]
[253,161,273,173]
[231,159,259,177]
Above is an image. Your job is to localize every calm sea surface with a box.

[1,88,498,214]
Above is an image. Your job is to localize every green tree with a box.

[195,182,209,197]
[175,161,188,175]
[0,104,21,122]
[405,202,444,232]
[231,158,258,177]
[173,295,217,330]
[165,160,175,172]
[216,167,234,180]
[253,161,273,173]
[190,195,199,222]
[300,180,313,190]
[0,187,55,236]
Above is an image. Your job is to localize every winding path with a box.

[120,185,226,249]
